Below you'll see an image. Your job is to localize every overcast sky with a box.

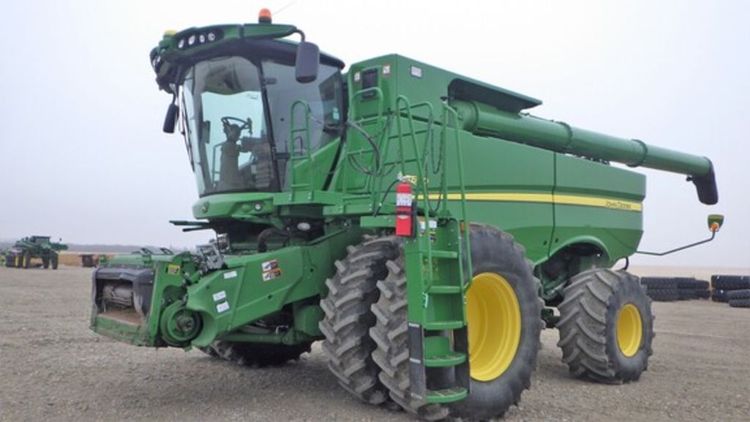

[0,0,747,267]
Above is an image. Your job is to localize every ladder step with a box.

[428,285,461,294]
[424,352,466,368]
[424,320,464,330]
[427,250,458,259]
[425,387,468,404]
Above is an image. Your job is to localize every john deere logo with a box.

[605,200,633,210]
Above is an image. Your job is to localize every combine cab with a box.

[90,9,721,420]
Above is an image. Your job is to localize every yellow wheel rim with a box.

[466,272,521,381]
[616,303,643,357]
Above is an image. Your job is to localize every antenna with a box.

[273,0,297,17]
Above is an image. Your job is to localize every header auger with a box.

[91,9,721,420]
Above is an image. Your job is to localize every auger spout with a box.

[451,99,718,204]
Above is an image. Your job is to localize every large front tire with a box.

[370,225,544,420]
[319,236,400,405]
[557,269,654,383]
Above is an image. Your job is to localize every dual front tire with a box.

[322,226,544,420]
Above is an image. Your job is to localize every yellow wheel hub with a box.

[616,303,643,357]
[466,272,521,381]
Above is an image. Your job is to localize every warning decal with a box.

[262,259,282,282]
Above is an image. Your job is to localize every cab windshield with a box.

[181,55,344,196]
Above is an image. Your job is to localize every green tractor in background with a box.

[89,10,721,420]
[5,235,68,269]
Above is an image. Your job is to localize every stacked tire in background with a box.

[711,275,750,308]
[676,278,711,300]
[640,277,679,302]
[640,277,711,302]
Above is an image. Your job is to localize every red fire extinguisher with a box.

[395,181,414,237]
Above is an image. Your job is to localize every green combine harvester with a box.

[90,10,722,420]
[5,235,67,269]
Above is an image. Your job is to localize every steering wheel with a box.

[221,116,253,135]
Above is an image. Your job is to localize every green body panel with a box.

[90,227,361,348]
[192,192,275,219]
[442,132,555,264]
[186,230,360,347]
[551,154,645,261]
[92,314,150,345]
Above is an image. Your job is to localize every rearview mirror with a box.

[707,214,724,233]
[163,103,179,133]
[295,41,319,83]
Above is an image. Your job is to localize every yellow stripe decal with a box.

[421,193,642,212]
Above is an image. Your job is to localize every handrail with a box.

[289,100,314,192]
[343,87,386,196]
[394,96,439,291]
[345,92,473,296]
[441,101,472,288]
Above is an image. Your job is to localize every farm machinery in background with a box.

[89,9,722,420]
[4,235,67,269]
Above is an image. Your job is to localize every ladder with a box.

[347,89,474,403]
[393,98,472,404]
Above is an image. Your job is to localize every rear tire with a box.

[51,255,58,270]
[370,225,543,420]
[200,341,312,366]
[43,257,50,269]
[557,269,654,383]
[318,236,400,405]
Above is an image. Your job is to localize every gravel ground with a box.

[1,266,749,421]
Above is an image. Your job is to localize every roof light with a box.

[258,8,272,23]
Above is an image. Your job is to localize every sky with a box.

[0,0,748,267]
